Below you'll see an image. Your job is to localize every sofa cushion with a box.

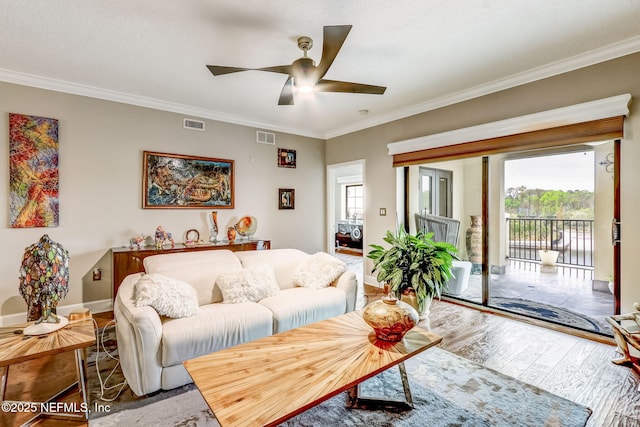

[133,273,199,318]
[236,249,311,290]
[161,302,273,366]
[144,250,242,305]
[216,265,280,304]
[291,252,346,289]
[258,287,347,333]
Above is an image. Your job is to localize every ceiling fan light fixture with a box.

[206,25,386,106]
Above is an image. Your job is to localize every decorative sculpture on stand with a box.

[155,226,175,248]
[19,234,70,335]
[234,216,257,240]
[185,229,200,245]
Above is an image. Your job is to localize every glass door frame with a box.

[479,142,621,315]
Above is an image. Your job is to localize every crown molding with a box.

[0,68,325,139]
[2,35,639,141]
[387,94,631,155]
[325,35,640,139]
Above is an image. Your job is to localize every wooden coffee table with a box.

[184,310,442,427]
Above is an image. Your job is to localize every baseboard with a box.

[364,274,379,287]
[0,298,113,326]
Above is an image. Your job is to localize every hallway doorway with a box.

[327,161,365,305]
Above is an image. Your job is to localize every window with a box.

[345,184,363,220]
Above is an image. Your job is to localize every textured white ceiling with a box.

[1,0,640,138]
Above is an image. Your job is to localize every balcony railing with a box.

[507,218,593,268]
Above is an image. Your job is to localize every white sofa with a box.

[114,248,357,396]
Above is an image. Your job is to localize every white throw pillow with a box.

[133,273,199,318]
[216,265,280,304]
[291,252,346,289]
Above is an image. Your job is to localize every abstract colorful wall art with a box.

[9,113,60,228]
[143,151,234,209]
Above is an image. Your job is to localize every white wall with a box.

[0,82,325,322]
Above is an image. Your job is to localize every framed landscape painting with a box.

[143,151,234,209]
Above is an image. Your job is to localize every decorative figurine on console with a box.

[155,226,175,249]
[129,233,146,249]
[184,229,201,246]
[227,226,236,242]
[234,216,257,240]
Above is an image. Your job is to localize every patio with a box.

[336,251,614,336]
[451,260,613,334]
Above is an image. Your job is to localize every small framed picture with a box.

[277,148,296,168]
[279,188,295,209]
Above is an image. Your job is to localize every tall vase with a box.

[209,211,218,242]
[227,226,236,242]
[466,215,482,274]
[362,295,419,342]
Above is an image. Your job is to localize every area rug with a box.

[87,331,591,427]
[491,297,607,334]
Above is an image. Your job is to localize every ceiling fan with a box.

[206,25,386,105]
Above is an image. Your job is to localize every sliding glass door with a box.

[485,146,615,335]
[406,142,619,336]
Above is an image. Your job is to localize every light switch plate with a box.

[379,208,387,216]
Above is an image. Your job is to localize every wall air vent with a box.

[256,130,276,145]
[183,118,205,131]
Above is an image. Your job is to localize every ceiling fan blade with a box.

[315,25,352,80]
[206,65,253,76]
[278,76,294,105]
[258,65,293,75]
[315,79,386,94]
[208,64,292,76]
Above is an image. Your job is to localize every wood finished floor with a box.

[4,306,639,426]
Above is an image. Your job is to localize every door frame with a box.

[326,160,365,255]
[480,144,620,317]
[613,139,621,314]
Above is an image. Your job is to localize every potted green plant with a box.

[368,227,458,317]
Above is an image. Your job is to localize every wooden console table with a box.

[111,240,270,297]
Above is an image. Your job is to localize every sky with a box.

[504,151,595,191]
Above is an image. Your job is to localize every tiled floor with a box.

[335,252,614,335]
[457,260,614,331]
